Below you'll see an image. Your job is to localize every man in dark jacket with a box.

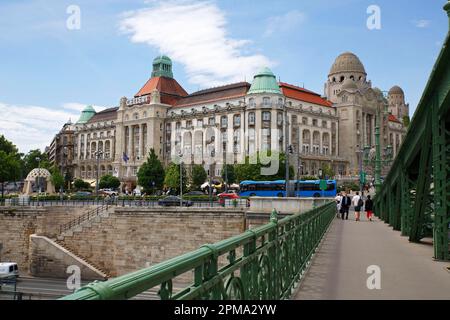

[365,195,374,221]
[340,192,351,220]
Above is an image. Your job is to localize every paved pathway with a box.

[294,213,450,300]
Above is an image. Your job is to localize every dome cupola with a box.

[76,105,96,124]
[247,67,281,95]
[152,55,173,78]
[329,52,366,76]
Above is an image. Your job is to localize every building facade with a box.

[46,120,76,183]
[65,53,408,189]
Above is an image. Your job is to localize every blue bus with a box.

[239,180,337,198]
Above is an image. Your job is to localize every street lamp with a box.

[209,148,215,206]
[35,156,41,205]
[178,151,183,207]
[94,150,103,198]
[363,91,393,194]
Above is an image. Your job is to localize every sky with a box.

[0,0,449,153]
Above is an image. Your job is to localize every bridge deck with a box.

[294,214,450,300]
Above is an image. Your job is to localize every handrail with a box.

[60,201,335,300]
[59,204,109,234]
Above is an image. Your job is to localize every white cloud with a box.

[413,19,430,28]
[119,0,272,88]
[62,102,106,113]
[0,102,103,153]
[264,10,306,37]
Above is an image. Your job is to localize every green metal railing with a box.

[60,202,335,300]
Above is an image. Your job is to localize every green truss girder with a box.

[374,12,450,259]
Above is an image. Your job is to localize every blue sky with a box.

[0,0,449,152]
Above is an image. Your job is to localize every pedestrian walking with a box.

[365,195,374,221]
[340,192,351,220]
[352,191,363,221]
[335,192,342,218]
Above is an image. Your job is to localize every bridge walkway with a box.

[294,213,450,300]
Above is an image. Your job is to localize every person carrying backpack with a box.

[352,191,364,221]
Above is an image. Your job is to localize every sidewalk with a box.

[294,213,450,300]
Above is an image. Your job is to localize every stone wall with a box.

[36,206,96,238]
[0,207,44,270]
[61,207,246,277]
[29,235,106,280]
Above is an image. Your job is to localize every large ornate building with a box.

[63,53,408,190]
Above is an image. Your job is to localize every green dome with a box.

[248,67,281,95]
[152,55,173,78]
[76,105,96,124]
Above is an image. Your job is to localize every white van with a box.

[0,263,19,279]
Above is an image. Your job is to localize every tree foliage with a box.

[0,151,21,197]
[73,178,91,191]
[51,167,65,191]
[221,164,236,184]
[99,174,121,189]
[164,162,187,193]
[321,164,335,179]
[23,149,51,175]
[137,149,165,193]
[403,115,411,128]
[190,165,207,190]
[234,151,294,182]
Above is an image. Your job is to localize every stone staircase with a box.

[57,205,112,241]
[54,239,110,279]
[51,205,115,279]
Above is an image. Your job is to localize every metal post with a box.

[284,102,290,197]
[374,104,382,195]
[94,151,103,199]
[180,161,183,207]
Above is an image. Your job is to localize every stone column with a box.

[83,135,87,160]
[128,125,133,160]
[139,124,143,159]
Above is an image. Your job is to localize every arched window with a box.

[249,98,256,108]
[262,97,271,107]
[233,114,241,127]
[133,113,139,120]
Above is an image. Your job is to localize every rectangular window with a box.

[233,115,241,127]
[197,119,203,127]
[248,113,255,125]
[221,116,228,128]
[209,117,215,125]
[302,117,308,125]
[262,111,271,121]
[263,97,271,107]
[312,119,318,127]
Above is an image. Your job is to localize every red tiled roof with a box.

[135,76,188,105]
[388,114,401,123]
[174,82,251,108]
[279,82,333,107]
[87,107,118,123]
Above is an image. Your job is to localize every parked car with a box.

[158,196,193,207]
[0,262,19,280]
[74,191,92,197]
[99,189,118,196]
[184,191,205,196]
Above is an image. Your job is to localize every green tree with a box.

[0,151,21,197]
[191,165,207,190]
[164,163,187,194]
[221,164,236,185]
[73,178,91,191]
[0,135,18,155]
[321,164,335,179]
[51,167,65,191]
[99,175,121,189]
[22,149,50,175]
[137,149,165,193]
[403,115,411,128]
[234,151,294,182]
